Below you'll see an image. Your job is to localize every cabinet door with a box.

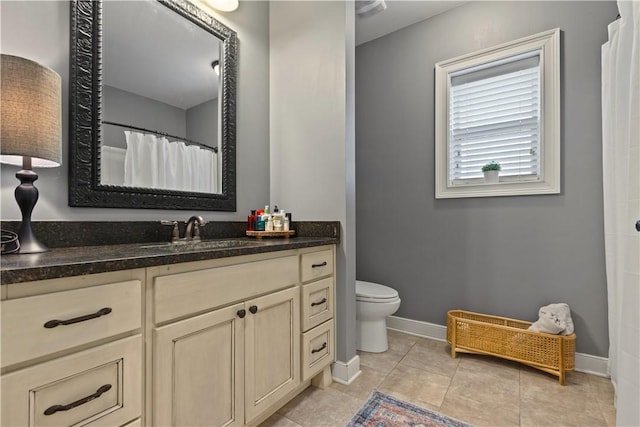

[244,287,300,423]
[153,303,245,427]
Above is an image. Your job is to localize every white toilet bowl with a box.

[356,280,401,353]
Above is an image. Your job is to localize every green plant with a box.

[481,161,501,172]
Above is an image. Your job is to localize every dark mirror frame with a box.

[68,0,237,211]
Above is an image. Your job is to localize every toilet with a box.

[356,280,401,353]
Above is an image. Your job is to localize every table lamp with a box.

[1,54,62,254]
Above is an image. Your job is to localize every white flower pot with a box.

[483,170,499,184]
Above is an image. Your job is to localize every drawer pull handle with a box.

[44,384,112,416]
[44,307,112,329]
[312,261,328,268]
[249,305,258,314]
[311,298,327,307]
[237,309,246,319]
[311,342,327,354]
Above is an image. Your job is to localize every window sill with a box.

[435,179,561,199]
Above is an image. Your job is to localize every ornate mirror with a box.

[69,0,237,211]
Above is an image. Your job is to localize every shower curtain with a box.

[100,145,126,186]
[602,1,639,425]
[123,131,219,193]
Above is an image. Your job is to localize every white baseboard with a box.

[332,355,361,385]
[387,315,610,378]
[574,352,609,377]
[387,315,447,341]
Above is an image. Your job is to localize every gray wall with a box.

[187,98,218,151]
[0,0,269,221]
[103,85,187,149]
[355,1,615,356]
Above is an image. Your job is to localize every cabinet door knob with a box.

[43,307,112,329]
[249,305,258,314]
[311,298,327,307]
[311,261,327,268]
[237,309,246,318]
[44,384,112,416]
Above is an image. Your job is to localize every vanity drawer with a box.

[301,277,334,332]
[301,319,334,381]
[301,249,333,282]
[1,280,142,368]
[154,255,298,324]
[1,335,142,427]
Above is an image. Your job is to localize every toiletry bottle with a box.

[273,208,283,231]
[285,213,292,231]
[264,205,270,215]
[271,205,282,231]
[283,211,290,231]
[265,215,274,231]
[247,210,256,231]
[256,210,265,231]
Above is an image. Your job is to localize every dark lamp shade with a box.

[0,54,62,168]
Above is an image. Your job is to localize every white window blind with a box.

[448,52,541,184]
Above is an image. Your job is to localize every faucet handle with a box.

[193,223,202,241]
[160,220,180,241]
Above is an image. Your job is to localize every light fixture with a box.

[204,0,238,12]
[211,60,220,76]
[0,54,62,254]
[355,0,387,18]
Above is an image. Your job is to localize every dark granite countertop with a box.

[0,236,338,285]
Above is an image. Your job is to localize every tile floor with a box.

[260,330,616,427]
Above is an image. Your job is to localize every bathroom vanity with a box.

[1,237,337,426]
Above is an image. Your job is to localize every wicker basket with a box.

[447,309,575,385]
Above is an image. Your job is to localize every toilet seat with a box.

[356,280,399,303]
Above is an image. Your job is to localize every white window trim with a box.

[435,28,561,199]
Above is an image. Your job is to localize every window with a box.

[435,29,560,198]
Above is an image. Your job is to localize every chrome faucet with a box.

[184,215,207,241]
[161,215,207,242]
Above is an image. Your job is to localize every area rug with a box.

[347,391,472,427]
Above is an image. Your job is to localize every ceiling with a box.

[356,1,468,46]
[102,0,221,110]
[101,1,465,108]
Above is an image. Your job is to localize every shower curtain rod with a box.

[102,120,218,153]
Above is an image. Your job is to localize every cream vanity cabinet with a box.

[148,246,335,426]
[1,269,145,427]
[1,244,335,427]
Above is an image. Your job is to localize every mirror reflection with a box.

[100,0,222,194]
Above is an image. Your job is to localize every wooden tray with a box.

[246,230,296,238]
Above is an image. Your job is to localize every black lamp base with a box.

[15,168,49,254]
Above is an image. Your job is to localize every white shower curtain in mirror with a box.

[100,145,126,186]
[602,1,639,425]
[123,131,219,193]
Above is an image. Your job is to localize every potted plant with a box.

[481,161,501,183]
